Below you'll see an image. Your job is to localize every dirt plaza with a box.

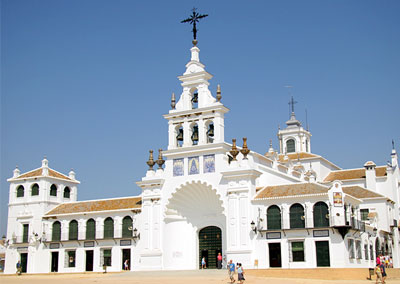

[1,269,400,284]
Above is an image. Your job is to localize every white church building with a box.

[3,41,400,274]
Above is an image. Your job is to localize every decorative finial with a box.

[156,149,165,169]
[146,150,155,171]
[269,139,272,148]
[229,139,239,161]
[181,8,208,46]
[216,84,222,102]
[240,137,250,160]
[171,93,176,109]
[392,139,395,150]
[69,169,76,180]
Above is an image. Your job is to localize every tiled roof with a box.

[255,183,329,199]
[15,168,72,181]
[277,152,319,162]
[342,186,384,199]
[45,197,142,216]
[323,166,387,182]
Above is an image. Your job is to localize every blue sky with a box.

[1,0,399,235]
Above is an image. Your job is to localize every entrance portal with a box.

[199,226,222,269]
[315,241,330,267]
[122,249,131,270]
[51,252,59,272]
[85,250,94,271]
[20,253,28,273]
[268,243,281,267]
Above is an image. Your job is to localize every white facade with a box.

[3,44,400,274]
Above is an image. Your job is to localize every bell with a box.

[206,124,214,137]
[191,125,199,143]
[176,128,183,141]
[191,92,198,104]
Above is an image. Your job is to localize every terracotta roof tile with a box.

[45,197,142,216]
[342,186,384,199]
[15,168,72,181]
[276,152,319,162]
[255,183,328,199]
[323,166,387,182]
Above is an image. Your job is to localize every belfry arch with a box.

[163,181,226,270]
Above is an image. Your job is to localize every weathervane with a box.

[181,8,208,46]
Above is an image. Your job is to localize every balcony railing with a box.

[44,230,136,242]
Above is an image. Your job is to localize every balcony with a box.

[44,229,139,243]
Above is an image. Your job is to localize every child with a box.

[237,263,245,284]
[375,263,383,284]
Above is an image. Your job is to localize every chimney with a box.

[364,161,376,191]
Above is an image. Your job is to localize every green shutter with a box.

[286,139,295,153]
[17,186,24,197]
[313,202,329,228]
[69,220,78,240]
[267,206,281,230]
[50,184,57,196]
[64,187,70,198]
[122,217,133,237]
[290,204,305,229]
[52,221,61,241]
[86,219,96,240]
[23,224,29,243]
[31,184,39,196]
[104,218,114,239]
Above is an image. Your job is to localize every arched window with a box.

[313,202,329,228]
[52,221,61,241]
[305,139,309,152]
[176,125,183,147]
[50,184,57,197]
[267,205,281,230]
[17,185,24,198]
[191,123,199,145]
[69,220,78,240]
[31,183,39,196]
[64,187,70,198]
[206,121,214,143]
[86,219,96,240]
[290,203,305,229]
[122,216,133,237]
[191,89,198,109]
[104,217,114,239]
[286,139,296,153]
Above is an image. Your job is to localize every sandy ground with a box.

[1,269,400,284]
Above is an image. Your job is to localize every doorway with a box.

[315,241,330,267]
[198,226,222,269]
[20,253,28,273]
[268,243,281,267]
[51,252,59,272]
[122,249,131,270]
[85,250,94,271]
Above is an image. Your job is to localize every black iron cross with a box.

[288,96,297,113]
[181,8,208,42]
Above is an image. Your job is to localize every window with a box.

[52,221,61,241]
[104,217,114,239]
[102,249,112,266]
[348,239,355,259]
[64,187,71,198]
[17,185,24,198]
[360,209,369,221]
[69,220,78,240]
[66,250,76,267]
[267,205,281,230]
[356,240,362,259]
[286,139,295,153]
[86,219,96,240]
[290,203,305,229]
[291,241,305,262]
[31,184,39,196]
[370,244,374,260]
[364,244,368,260]
[306,139,309,152]
[313,202,329,228]
[122,216,133,238]
[22,224,29,243]
[50,184,57,197]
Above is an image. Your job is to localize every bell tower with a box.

[164,45,229,150]
[277,97,312,154]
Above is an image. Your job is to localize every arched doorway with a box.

[199,226,222,269]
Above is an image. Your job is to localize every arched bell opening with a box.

[190,122,199,146]
[175,124,184,147]
[190,87,199,109]
[286,138,296,153]
[198,226,222,269]
[205,120,214,143]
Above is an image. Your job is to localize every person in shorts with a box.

[227,260,235,283]
[237,263,245,284]
[375,263,383,284]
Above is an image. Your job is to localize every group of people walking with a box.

[375,254,390,284]
[228,260,245,284]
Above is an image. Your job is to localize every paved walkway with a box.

[1,269,400,284]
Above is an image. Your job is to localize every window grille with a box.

[267,205,281,230]
[122,216,133,238]
[52,221,61,241]
[104,218,114,239]
[290,204,305,229]
[86,219,96,240]
[313,202,329,228]
[286,139,295,153]
[69,220,78,240]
